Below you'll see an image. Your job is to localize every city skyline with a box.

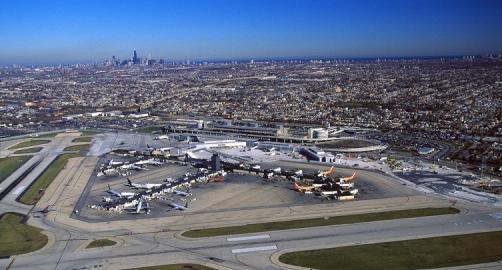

[1,0,502,65]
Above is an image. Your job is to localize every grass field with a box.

[72,137,93,143]
[182,208,459,238]
[18,153,80,205]
[279,230,502,270]
[0,156,32,184]
[0,213,48,257]
[126,264,215,270]
[86,239,116,248]
[8,139,51,150]
[13,147,43,154]
[63,144,90,152]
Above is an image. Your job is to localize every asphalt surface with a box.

[3,207,502,270]
[0,134,80,215]
[1,133,501,270]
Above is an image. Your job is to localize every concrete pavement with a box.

[1,134,502,270]
[3,207,502,270]
[0,133,81,215]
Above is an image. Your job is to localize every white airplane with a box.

[251,165,261,170]
[98,168,118,176]
[135,158,163,166]
[272,167,282,173]
[125,199,151,214]
[294,169,303,176]
[106,185,135,198]
[120,164,147,171]
[338,182,354,188]
[154,135,169,140]
[168,201,189,211]
[108,159,124,166]
[164,177,174,183]
[173,189,191,197]
[320,189,338,196]
[127,178,162,190]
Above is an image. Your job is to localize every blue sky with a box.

[1,0,501,64]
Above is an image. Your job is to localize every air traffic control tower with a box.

[211,153,221,171]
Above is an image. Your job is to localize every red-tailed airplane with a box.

[318,166,336,177]
[292,182,315,193]
[339,172,356,182]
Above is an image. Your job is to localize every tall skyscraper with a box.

[133,49,139,64]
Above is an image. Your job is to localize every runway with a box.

[0,133,81,215]
[3,208,502,270]
[1,133,501,270]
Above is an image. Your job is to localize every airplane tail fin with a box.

[341,172,357,181]
[293,182,301,190]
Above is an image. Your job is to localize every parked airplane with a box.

[148,144,172,153]
[125,199,151,214]
[251,165,261,170]
[272,167,282,173]
[126,178,162,189]
[120,164,147,171]
[292,182,315,193]
[98,167,119,176]
[106,185,135,198]
[135,158,163,166]
[168,201,189,211]
[318,166,336,177]
[340,172,356,182]
[294,169,303,176]
[319,188,339,196]
[262,170,274,179]
[173,189,191,197]
[108,159,124,166]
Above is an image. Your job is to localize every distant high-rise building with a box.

[211,153,221,171]
[133,49,139,64]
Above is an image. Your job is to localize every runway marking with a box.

[12,186,26,195]
[231,245,277,254]
[227,234,270,242]
[489,212,502,220]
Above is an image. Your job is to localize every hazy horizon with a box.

[1,0,502,65]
